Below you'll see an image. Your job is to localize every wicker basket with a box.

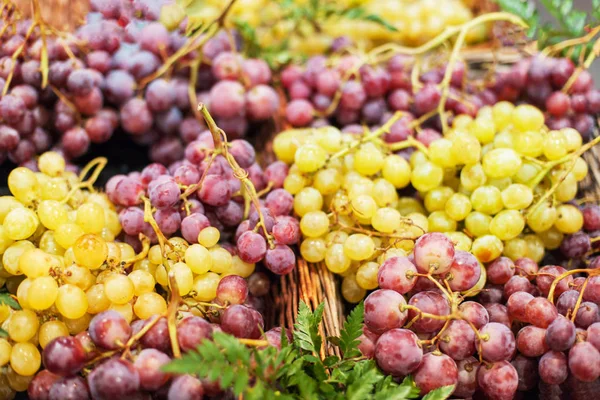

[13,0,89,30]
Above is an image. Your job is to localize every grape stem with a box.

[120,313,166,360]
[121,234,151,268]
[561,35,600,93]
[546,268,600,302]
[167,272,182,358]
[569,277,589,323]
[60,157,107,205]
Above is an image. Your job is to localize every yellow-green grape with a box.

[105,242,122,268]
[573,157,589,181]
[513,130,544,158]
[300,211,330,238]
[54,223,85,249]
[554,204,583,234]
[429,138,456,167]
[382,155,411,189]
[488,177,512,190]
[355,143,384,175]
[351,195,377,220]
[104,209,122,237]
[134,292,167,320]
[514,162,543,185]
[6,366,34,390]
[148,244,162,265]
[128,270,156,296]
[294,187,323,217]
[38,320,69,349]
[295,143,327,173]
[427,211,457,232]
[482,148,522,179]
[372,179,398,208]
[471,235,504,263]
[8,309,39,342]
[273,130,301,163]
[0,304,9,323]
[470,186,503,215]
[86,284,111,314]
[330,195,351,218]
[76,202,105,234]
[104,274,135,305]
[445,231,472,251]
[344,234,375,261]
[108,302,133,324]
[489,210,525,240]
[465,211,492,237]
[192,272,220,301]
[524,234,545,263]
[0,338,11,366]
[561,127,582,152]
[451,133,481,165]
[501,184,533,210]
[64,264,95,291]
[87,192,115,210]
[73,234,108,270]
[184,244,212,274]
[10,342,41,376]
[19,248,55,278]
[313,168,342,195]
[38,231,64,257]
[424,186,454,212]
[445,193,472,221]
[27,276,58,310]
[527,203,558,233]
[411,162,443,192]
[491,101,514,131]
[460,163,487,192]
[512,104,544,132]
[36,200,68,230]
[38,151,65,176]
[343,153,355,174]
[347,177,374,200]
[117,242,136,261]
[3,240,35,275]
[503,238,528,260]
[4,208,38,241]
[300,238,327,262]
[0,226,14,255]
[325,243,351,273]
[454,114,473,130]
[0,196,24,224]
[316,126,342,153]
[372,207,401,233]
[400,212,429,238]
[283,173,306,195]
[209,247,233,274]
[493,131,514,149]
[229,256,254,278]
[397,197,426,216]
[341,275,366,303]
[171,262,193,295]
[550,171,577,202]
[538,227,564,250]
[16,278,32,309]
[168,237,189,256]
[56,284,88,319]
[356,261,379,290]
[8,167,40,205]
[40,177,70,201]
[197,226,220,248]
[134,260,156,277]
[469,117,495,144]
[543,130,568,161]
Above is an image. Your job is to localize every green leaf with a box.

[339,302,364,359]
[0,291,21,310]
[233,370,250,396]
[294,301,324,356]
[346,362,383,400]
[495,0,539,36]
[563,10,587,36]
[0,328,7,338]
[323,355,339,367]
[338,7,398,32]
[422,385,456,400]
[593,0,600,20]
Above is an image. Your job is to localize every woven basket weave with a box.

[13,0,89,30]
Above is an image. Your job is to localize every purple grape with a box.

[477,361,518,400]
[272,215,300,245]
[374,328,423,376]
[167,375,204,400]
[237,231,267,263]
[439,319,476,361]
[67,68,95,96]
[221,305,256,338]
[133,349,171,391]
[145,79,175,113]
[120,98,152,135]
[459,301,489,329]
[177,316,213,353]
[28,370,61,400]
[364,289,407,334]
[208,80,245,119]
[148,175,180,210]
[87,358,140,399]
[560,231,591,259]
[264,244,295,275]
[0,125,20,151]
[140,317,170,353]
[0,94,26,124]
[49,376,90,400]
[154,208,181,236]
[539,350,568,385]
[43,336,87,377]
[89,311,132,350]
[217,275,248,305]
[197,174,232,207]
[180,213,210,243]
[62,127,90,158]
[477,322,516,362]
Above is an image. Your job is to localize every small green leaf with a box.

[0,292,21,310]
[422,385,456,400]
[563,10,587,36]
[338,7,398,32]
[0,328,7,338]
[339,302,364,359]
[327,336,341,347]
[593,0,600,20]
[233,370,249,396]
[323,355,339,367]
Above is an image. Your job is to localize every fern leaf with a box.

[339,302,364,359]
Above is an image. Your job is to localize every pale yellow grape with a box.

[347,177,374,200]
[300,238,327,262]
[4,208,38,241]
[465,211,492,237]
[470,186,503,215]
[351,195,377,220]
[325,243,351,273]
[527,203,558,233]
[400,212,429,238]
[460,163,486,192]
[316,126,342,153]
[372,207,401,233]
[553,172,577,202]
[354,143,384,175]
[28,276,58,310]
[228,256,255,278]
[7,366,34,391]
[134,260,157,277]
[76,202,105,234]
[501,184,533,210]
[429,139,455,167]
[86,284,111,314]
[38,320,69,349]
[18,248,54,278]
[382,155,411,188]
[356,261,379,290]
[40,177,70,201]
[342,275,366,303]
[471,235,503,263]
[38,151,65,176]
[54,223,85,249]
[326,231,348,245]
[491,101,515,131]
[148,244,162,264]
[411,162,444,192]
[104,209,122,236]
[538,227,564,250]
[343,153,355,173]
[209,247,232,274]
[294,187,323,217]
[300,211,330,238]
[10,343,40,376]
[168,237,189,256]
[488,177,514,190]
[445,231,472,251]
[493,131,514,149]
[0,225,14,254]
[273,130,302,163]
[489,210,525,240]
[409,151,428,168]
[86,192,115,210]
[171,262,193,295]
[128,270,156,296]
[573,157,588,181]
[117,242,136,261]
[512,130,544,158]
[3,240,35,275]
[514,162,543,185]
[313,168,342,195]
[295,143,327,173]
[192,272,220,301]
[104,274,135,305]
[184,244,212,274]
[453,114,473,130]
[512,104,544,132]
[105,242,122,268]
[482,148,522,179]
[561,127,582,152]
[524,234,545,263]
[372,179,399,208]
[8,167,40,205]
[424,186,454,212]
[64,264,94,291]
[451,133,481,165]
[0,339,11,366]
[8,309,39,342]
[16,278,32,309]
[554,204,583,234]
[445,193,472,221]
[108,302,133,324]
[154,265,168,286]
[344,234,375,261]
[543,130,568,161]
[73,234,108,270]
[134,292,167,320]
[37,200,68,230]
[196,227,219,248]
[0,196,24,224]
[428,211,457,232]
[56,284,88,319]
[469,117,495,144]
[283,173,306,195]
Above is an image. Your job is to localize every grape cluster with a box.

[0,0,279,166]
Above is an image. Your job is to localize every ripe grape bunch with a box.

[0,0,279,166]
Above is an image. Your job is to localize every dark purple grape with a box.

[87,358,140,399]
[560,231,591,259]
[43,336,87,377]
[414,83,441,116]
[575,302,600,329]
[264,244,295,275]
[0,94,26,124]
[220,305,256,338]
[140,317,170,353]
[539,350,568,385]
[167,375,204,400]
[28,370,61,400]
[120,98,152,135]
[0,125,20,151]
[217,275,248,305]
[62,127,90,158]
[148,175,180,210]
[133,349,171,391]
[340,81,366,110]
[569,341,600,382]
[511,354,539,391]
[49,376,90,400]
[67,69,95,96]
[154,208,181,236]
[546,315,576,351]
[145,79,175,113]
[177,316,213,353]
[248,272,270,297]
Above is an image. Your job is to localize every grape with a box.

[133,349,171,391]
[363,289,407,334]
[525,297,558,328]
[458,301,489,329]
[374,328,423,376]
[168,375,204,400]
[539,351,568,385]
[377,256,417,294]
[514,257,538,281]
[237,231,267,264]
[504,275,534,298]
[516,326,548,357]
[536,265,572,298]
[507,291,534,322]
[477,361,518,400]
[177,316,213,353]
[477,322,516,362]
[511,355,539,391]
[560,231,591,259]
[221,305,256,339]
[569,341,600,382]
[454,357,479,398]
[414,84,441,115]
[286,99,314,127]
[486,257,515,285]
[88,310,132,350]
[546,91,571,117]
[242,58,271,86]
[246,85,279,121]
[413,353,458,395]
[42,336,86,377]
[119,207,146,236]
[66,69,95,96]
[88,358,140,399]
[439,319,476,360]
[197,174,232,207]
[556,290,579,316]
[575,301,600,329]
[180,213,210,244]
[445,250,481,291]
[407,291,450,333]
[216,275,248,305]
[485,303,511,328]
[140,317,170,353]
[48,376,90,400]
[545,315,576,351]
[413,232,455,274]
[208,80,245,119]
[120,99,152,135]
[264,244,295,275]
[154,208,181,236]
